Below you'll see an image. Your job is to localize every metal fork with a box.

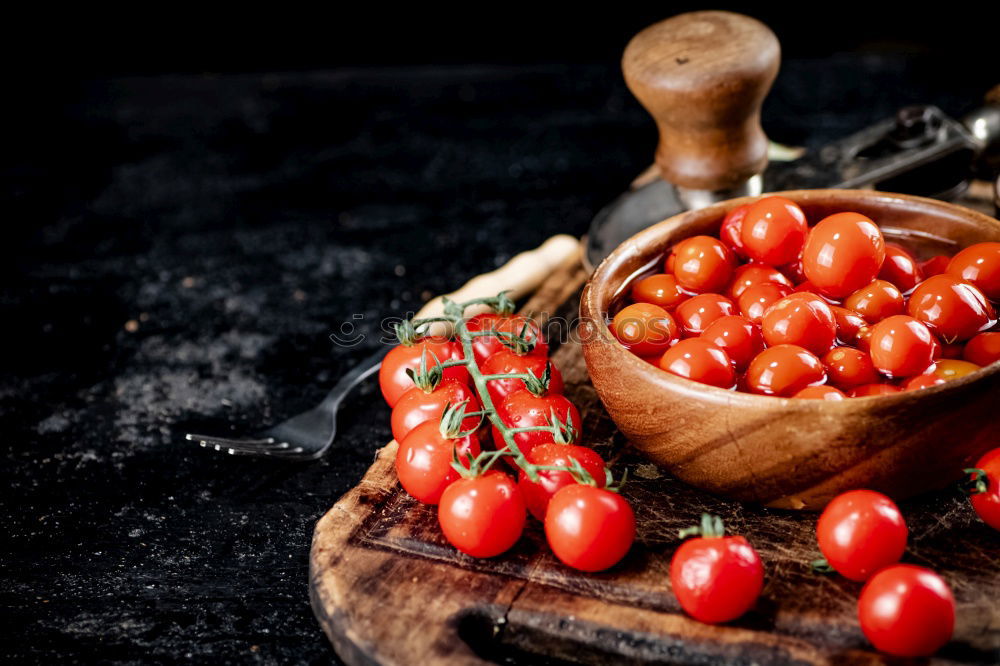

[185,347,387,460]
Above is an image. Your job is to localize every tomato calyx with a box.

[438,400,485,439]
[404,346,447,392]
[393,319,423,346]
[810,558,835,574]
[678,513,726,540]
[496,321,543,355]
[961,467,989,495]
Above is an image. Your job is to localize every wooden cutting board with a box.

[309,258,1000,666]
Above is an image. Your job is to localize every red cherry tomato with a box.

[902,374,946,391]
[967,448,1000,530]
[726,263,792,301]
[760,292,837,355]
[700,315,764,372]
[920,255,950,277]
[611,303,680,356]
[391,379,481,444]
[843,279,905,324]
[671,235,736,293]
[745,344,826,396]
[909,274,996,341]
[379,337,469,407]
[793,385,846,400]
[658,338,735,389]
[518,443,606,521]
[946,241,1000,300]
[491,390,583,461]
[848,383,902,397]
[674,293,736,336]
[438,471,526,558]
[737,281,793,324]
[466,312,547,364]
[816,489,907,581]
[940,340,964,359]
[964,331,1000,366]
[868,315,937,378]
[802,212,886,299]
[480,350,564,405]
[821,347,879,390]
[670,520,764,624]
[630,273,690,310]
[719,204,750,258]
[858,565,955,657]
[831,306,867,345]
[395,420,481,504]
[878,244,924,293]
[545,484,635,572]
[740,196,809,266]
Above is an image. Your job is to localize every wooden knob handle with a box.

[622,11,779,191]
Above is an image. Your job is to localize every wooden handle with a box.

[622,11,779,191]
[414,234,580,333]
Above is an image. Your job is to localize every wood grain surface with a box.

[310,257,999,665]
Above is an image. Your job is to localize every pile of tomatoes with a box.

[611,196,1000,397]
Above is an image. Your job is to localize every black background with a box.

[3,5,999,664]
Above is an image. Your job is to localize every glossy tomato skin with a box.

[760,293,837,355]
[545,485,636,572]
[745,344,826,396]
[802,212,886,299]
[659,338,736,389]
[518,444,606,521]
[902,374,946,391]
[843,280,905,324]
[727,264,792,301]
[849,383,902,397]
[740,196,809,266]
[480,351,564,405]
[491,390,583,461]
[831,306,867,345]
[700,316,765,372]
[908,274,995,341]
[396,422,481,504]
[466,313,547,364]
[879,244,924,293]
[968,448,1000,530]
[964,331,1000,366]
[379,337,469,407]
[671,235,736,293]
[816,489,907,581]
[821,347,879,390]
[926,358,981,381]
[868,315,937,378]
[670,535,764,624]
[719,204,750,258]
[737,282,793,324]
[946,241,1000,300]
[674,293,736,336]
[611,303,680,356]
[858,565,955,657]
[438,471,526,558]
[631,273,690,310]
[792,385,846,400]
[921,255,950,277]
[391,379,481,444]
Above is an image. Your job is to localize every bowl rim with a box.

[581,188,1000,408]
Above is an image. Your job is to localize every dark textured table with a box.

[2,58,994,663]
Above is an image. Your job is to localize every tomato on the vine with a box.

[879,244,923,293]
[966,448,1000,531]
[391,379,481,444]
[380,337,469,407]
[659,338,735,389]
[858,565,955,657]
[611,302,680,356]
[480,350,564,405]
[868,315,937,378]
[396,420,481,504]
[700,315,764,372]
[675,293,736,336]
[438,470,526,558]
[719,203,750,258]
[821,347,878,390]
[545,484,635,572]
[670,235,736,294]
[907,274,995,341]
[760,293,837,355]
[630,273,690,310]
[466,312,547,364]
[740,196,809,266]
[492,389,583,461]
[946,241,1000,300]
[802,212,886,299]
[843,279,904,324]
[518,443,606,521]
[816,489,907,581]
[964,331,1000,366]
[745,344,826,396]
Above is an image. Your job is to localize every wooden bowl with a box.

[580,189,1000,510]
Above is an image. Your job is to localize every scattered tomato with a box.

[545,484,635,572]
[966,448,1000,530]
[946,241,1000,300]
[396,420,481,504]
[659,338,736,389]
[740,196,809,266]
[438,471,526,558]
[518,443,606,521]
[675,293,736,336]
[760,293,837,355]
[858,565,955,657]
[802,212,886,299]
[745,344,826,396]
[816,489,907,581]
[611,302,680,356]
[908,274,995,341]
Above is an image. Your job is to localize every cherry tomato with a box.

[611,303,680,356]
[858,565,955,657]
[964,331,1000,366]
[843,279,904,324]
[674,293,736,336]
[946,241,1000,300]
[438,471,526,558]
[737,281,793,324]
[902,374,946,391]
[821,347,879,390]
[740,196,809,266]
[545,484,635,572]
[630,273,690,310]
[700,315,765,372]
[855,325,874,353]
[849,383,902,397]
[878,244,924,293]
[671,235,736,293]
[659,338,735,389]
[793,385,846,400]
[719,204,750,258]
[670,519,764,624]
[908,274,995,341]
[920,255,950,277]
[491,389,583,461]
[395,420,481,504]
[760,293,837,355]
[391,379,481,444]
[816,489,907,581]
[466,312,547,364]
[379,337,469,407]
[726,263,792,301]
[868,315,937,378]
[480,350,564,405]
[801,212,886,299]
[745,344,826,396]
[518,443,606,521]
[831,306,867,345]
[926,358,980,381]
[967,448,1000,530]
